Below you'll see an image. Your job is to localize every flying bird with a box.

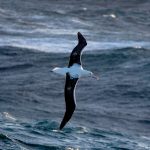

[52,32,97,129]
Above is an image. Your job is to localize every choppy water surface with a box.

[0,0,150,149]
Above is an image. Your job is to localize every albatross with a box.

[52,32,97,130]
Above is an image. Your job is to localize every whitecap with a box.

[103,13,116,18]
[3,112,16,121]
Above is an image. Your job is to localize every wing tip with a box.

[77,32,87,46]
[59,124,64,130]
[59,104,76,130]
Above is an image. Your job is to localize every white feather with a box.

[52,64,92,78]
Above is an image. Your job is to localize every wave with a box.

[0,39,150,53]
[1,115,150,150]
[0,45,37,55]
[0,133,9,140]
[0,132,23,150]
[0,63,33,72]
[0,44,149,54]
[137,120,150,124]
[0,45,150,72]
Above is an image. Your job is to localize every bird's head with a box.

[88,71,99,80]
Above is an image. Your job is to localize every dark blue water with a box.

[0,0,150,149]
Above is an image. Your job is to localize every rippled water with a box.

[0,0,150,149]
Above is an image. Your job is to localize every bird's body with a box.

[53,63,92,78]
[52,32,96,130]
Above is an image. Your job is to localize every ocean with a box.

[0,0,150,149]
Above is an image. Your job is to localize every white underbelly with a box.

[69,64,83,78]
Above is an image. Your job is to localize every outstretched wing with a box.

[59,73,78,130]
[59,32,86,129]
[68,32,87,67]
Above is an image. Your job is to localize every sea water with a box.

[0,0,150,149]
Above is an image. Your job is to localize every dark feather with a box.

[59,32,86,129]
[68,32,87,67]
[59,73,78,130]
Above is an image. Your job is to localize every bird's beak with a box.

[92,74,99,80]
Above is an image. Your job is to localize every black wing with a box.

[68,32,87,67]
[59,73,78,130]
